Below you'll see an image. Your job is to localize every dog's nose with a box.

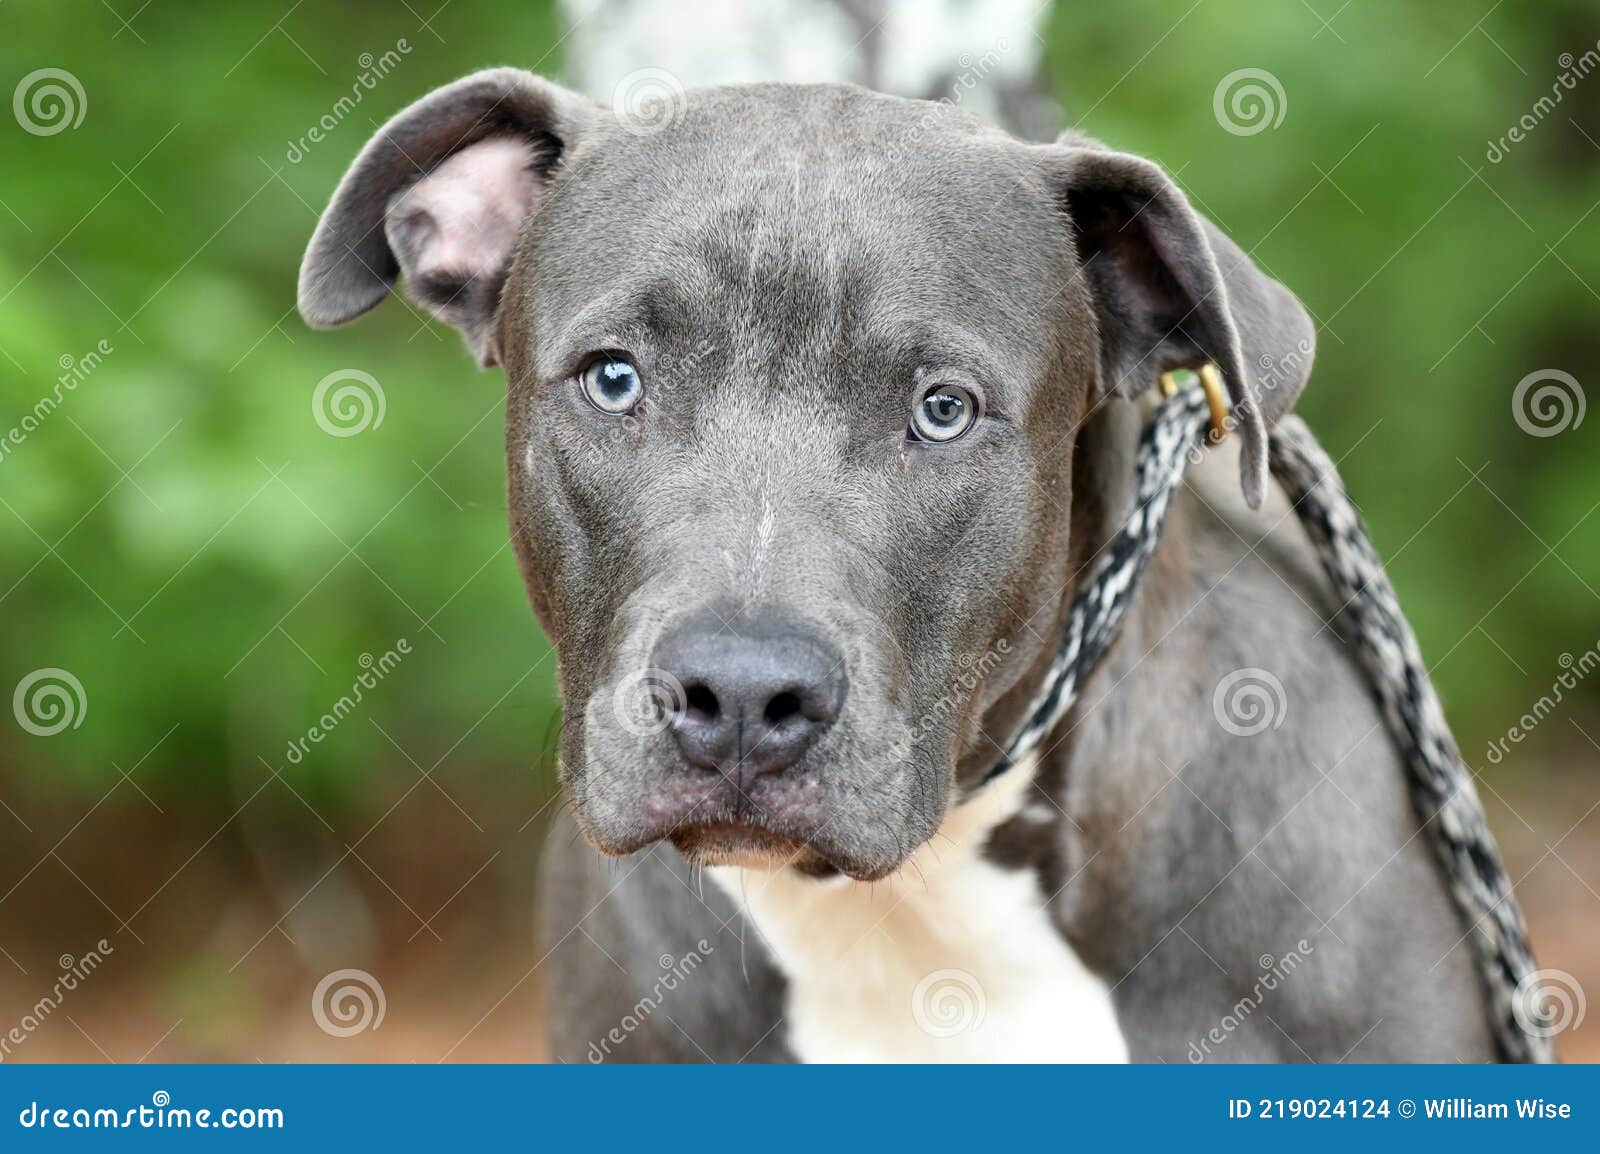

[652,616,846,781]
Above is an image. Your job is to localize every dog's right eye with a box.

[579,355,643,414]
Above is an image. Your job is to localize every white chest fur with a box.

[709,760,1128,1063]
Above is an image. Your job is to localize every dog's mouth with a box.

[669,820,843,877]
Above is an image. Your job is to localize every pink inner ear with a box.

[384,136,540,286]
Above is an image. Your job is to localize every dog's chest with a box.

[709,763,1127,1062]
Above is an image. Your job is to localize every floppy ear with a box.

[1050,138,1315,507]
[298,68,597,367]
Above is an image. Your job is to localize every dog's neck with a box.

[955,397,1144,791]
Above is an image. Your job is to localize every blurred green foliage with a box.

[1,0,1595,804]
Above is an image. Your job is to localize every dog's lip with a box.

[574,770,914,881]
[669,819,812,870]
[668,819,905,881]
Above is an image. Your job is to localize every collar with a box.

[975,373,1221,794]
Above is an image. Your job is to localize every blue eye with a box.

[909,384,977,443]
[580,355,643,414]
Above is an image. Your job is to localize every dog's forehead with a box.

[524,85,1070,360]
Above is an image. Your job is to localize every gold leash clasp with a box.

[1158,364,1230,444]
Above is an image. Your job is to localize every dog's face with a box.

[299,73,1312,880]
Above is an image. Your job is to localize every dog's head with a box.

[299,71,1313,880]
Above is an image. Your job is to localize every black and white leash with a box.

[985,375,1553,1064]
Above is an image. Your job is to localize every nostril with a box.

[652,613,846,779]
[683,682,720,723]
[763,690,803,727]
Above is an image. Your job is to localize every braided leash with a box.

[986,378,1552,1063]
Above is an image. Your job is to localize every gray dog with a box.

[298,70,1493,1062]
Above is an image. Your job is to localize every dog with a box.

[298,70,1496,1062]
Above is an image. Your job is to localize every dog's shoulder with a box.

[1046,432,1497,1062]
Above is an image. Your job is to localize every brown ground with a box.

[0,754,1593,1064]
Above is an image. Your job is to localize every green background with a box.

[2,1,1594,800]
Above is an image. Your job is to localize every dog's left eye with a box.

[908,384,977,443]
[579,355,643,414]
